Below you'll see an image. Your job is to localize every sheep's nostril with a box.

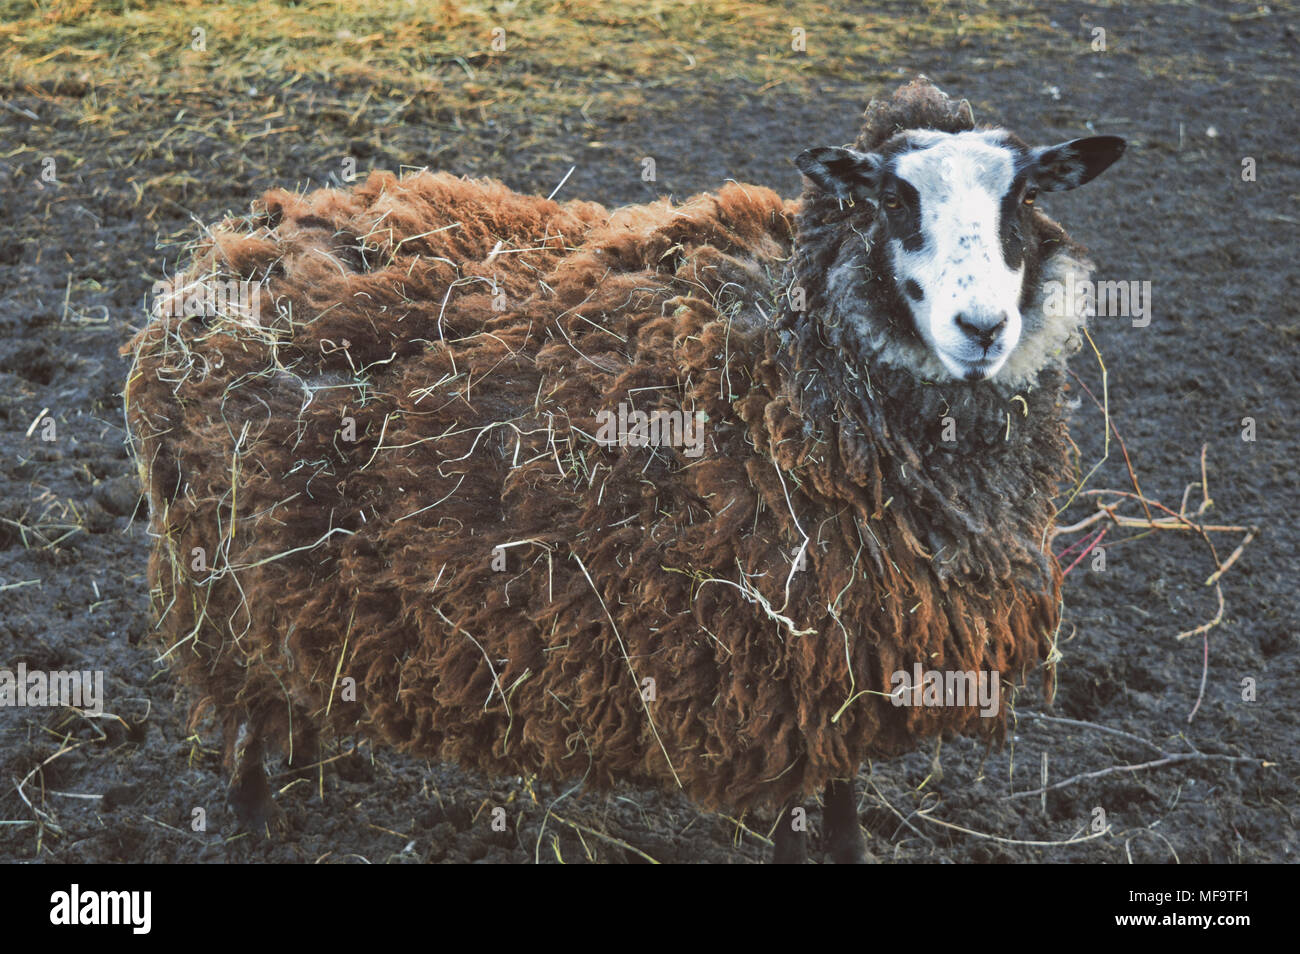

[955,311,1006,348]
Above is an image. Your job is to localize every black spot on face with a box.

[999,170,1033,270]
[878,171,925,253]
[1000,144,1052,313]
[862,229,925,347]
[902,279,923,302]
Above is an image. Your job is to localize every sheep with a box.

[124,77,1124,862]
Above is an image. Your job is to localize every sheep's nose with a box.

[954,311,1008,348]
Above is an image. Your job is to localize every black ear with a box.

[794,146,882,201]
[1028,136,1126,192]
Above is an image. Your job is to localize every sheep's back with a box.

[126,170,851,810]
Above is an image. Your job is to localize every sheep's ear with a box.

[1028,136,1126,192]
[794,146,882,201]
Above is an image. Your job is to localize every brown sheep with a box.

[124,77,1124,862]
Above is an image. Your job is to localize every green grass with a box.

[1,0,1056,115]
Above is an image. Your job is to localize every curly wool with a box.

[126,89,1071,815]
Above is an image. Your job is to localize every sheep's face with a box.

[796,129,1125,382]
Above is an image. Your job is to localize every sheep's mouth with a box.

[936,350,1003,382]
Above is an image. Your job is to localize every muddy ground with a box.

[1,1,1296,863]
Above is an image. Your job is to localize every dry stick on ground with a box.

[1054,369,1258,723]
[1008,751,1263,800]
[1064,360,1153,523]
[860,771,934,847]
[1008,710,1267,801]
[914,787,1112,847]
[548,813,661,864]
[12,738,92,845]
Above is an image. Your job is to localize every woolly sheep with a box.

[125,77,1125,862]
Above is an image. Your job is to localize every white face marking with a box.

[890,133,1023,380]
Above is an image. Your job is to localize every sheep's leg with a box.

[226,720,285,835]
[771,802,808,864]
[822,778,872,864]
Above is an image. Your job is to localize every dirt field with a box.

[1,0,1295,863]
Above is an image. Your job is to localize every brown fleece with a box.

[126,80,1068,816]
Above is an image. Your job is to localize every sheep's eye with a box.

[1022,187,1038,207]
[882,192,903,211]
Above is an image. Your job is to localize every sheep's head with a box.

[795,128,1125,384]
